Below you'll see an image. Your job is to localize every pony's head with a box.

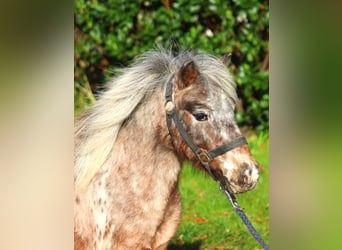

[75,48,259,194]
[166,54,259,194]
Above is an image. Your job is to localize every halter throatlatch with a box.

[164,76,269,250]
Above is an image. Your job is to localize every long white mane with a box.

[74,48,237,189]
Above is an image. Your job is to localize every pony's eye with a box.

[193,112,208,121]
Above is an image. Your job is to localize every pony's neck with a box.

[109,90,181,186]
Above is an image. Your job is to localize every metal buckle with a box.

[197,150,212,164]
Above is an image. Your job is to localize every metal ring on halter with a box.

[197,149,213,164]
[165,100,175,114]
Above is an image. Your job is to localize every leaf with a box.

[194,216,207,223]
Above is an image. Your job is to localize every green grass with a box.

[169,132,269,250]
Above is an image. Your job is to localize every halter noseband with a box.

[164,76,247,184]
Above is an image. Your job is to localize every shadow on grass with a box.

[168,241,202,250]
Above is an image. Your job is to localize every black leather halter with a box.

[165,75,270,249]
[164,76,247,184]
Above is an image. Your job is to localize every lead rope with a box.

[220,185,269,250]
[201,161,269,250]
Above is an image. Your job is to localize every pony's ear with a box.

[221,53,232,66]
[177,61,200,89]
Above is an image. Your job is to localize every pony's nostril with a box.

[239,164,259,186]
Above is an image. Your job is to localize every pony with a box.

[74,48,260,250]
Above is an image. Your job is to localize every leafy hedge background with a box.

[74,0,269,131]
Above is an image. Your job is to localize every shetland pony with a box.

[74,48,259,249]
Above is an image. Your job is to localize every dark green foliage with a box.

[74,0,269,130]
